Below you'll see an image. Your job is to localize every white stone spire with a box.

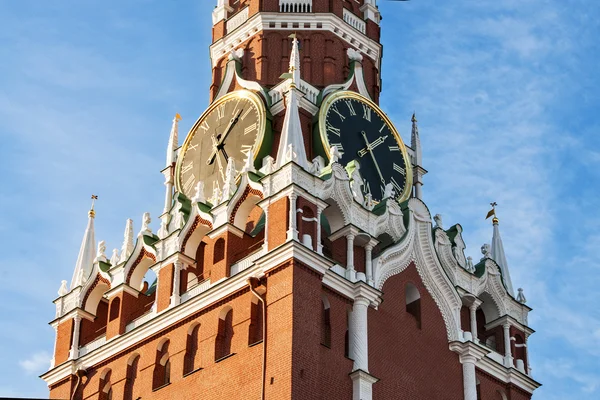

[160,113,181,239]
[491,217,515,296]
[70,198,97,289]
[166,113,180,168]
[275,34,309,170]
[119,219,134,263]
[411,113,426,200]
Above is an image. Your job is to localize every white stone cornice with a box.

[328,224,362,242]
[104,283,139,300]
[254,240,332,277]
[158,251,196,270]
[210,12,382,69]
[485,315,535,336]
[52,308,96,326]
[207,223,245,240]
[450,341,489,363]
[475,351,542,394]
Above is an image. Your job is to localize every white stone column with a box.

[170,261,182,307]
[503,323,513,367]
[365,244,374,286]
[525,334,532,375]
[469,304,478,343]
[350,297,370,372]
[287,193,298,241]
[462,356,478,400]
[69,315,82,360]
[316,207,323,255]
[346,233,356,281]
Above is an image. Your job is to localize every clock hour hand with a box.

[360,131,386,188]
[357,135,388,157]
[207,109,243,165]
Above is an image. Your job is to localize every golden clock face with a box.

[176,90,267,200]
[318,91,413,203]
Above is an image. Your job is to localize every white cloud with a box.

[19,351,51,375]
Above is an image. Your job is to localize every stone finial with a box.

[221,157,238,202]
[192,181,206,204]
[434,214,443,229]
[229,48,244,61]
[481,243,491,260]
[260,156,275,175]
[69,202,97,290]
[95,240,107,263]
[110,248,119,266]
[119,219,134,263]
[329,145,342,164]
[466,256,476,273]
[364,193,375,211]
[139,212,152,236]
[173,201,185,230]
[241,148,256,174]
[58,280,69,297]
[383,182,395,200]
[517,288,527,304]
[309,156,324,175]
[210,181,222,206]
[349,161,365,205]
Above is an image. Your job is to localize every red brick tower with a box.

[43,1,540,399]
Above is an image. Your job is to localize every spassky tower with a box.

[42,1,540,399]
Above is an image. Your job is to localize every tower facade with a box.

[42,1,540,399]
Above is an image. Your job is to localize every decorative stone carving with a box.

[110,249,119,266]
[58,280,68,297]
[309,156,324,176]
[517,288,527,304]
[172,201,185,230]
[119,219,134,263]
[434,214,443,229]
[329,145,342,164]
[465,256,475,273]
[383,182,394,200]
[221,157,238,202]
[364,193,375,211]
[210,181,222,206]
[139,213,152,236]
[192,181,206,204]
[229,48,244,61]
[260,155,275,175]
[348,161,365,205]
[481,243,491,260]
[347,47,364,62]
[241,149,256,174]
[95,240,107,263]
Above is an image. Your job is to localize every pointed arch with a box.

[126,248,157,292]
[124,353,140,400]
[98,368,112,400]
[153,339,171,389]
[405,283,422,329]
[248,297,263,346]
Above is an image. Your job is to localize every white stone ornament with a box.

[347,48,364,62]
[480,243,491,260]
[349,162,365,205]
[434,214,443,229]
[210,181,222,206]
[309,156,324,175]
[329,145,342,164]
[517,288,527,304]
[229,48,244,61]
[465,256,476,273]
[363,193,375,211]
[110,248,119,266]
[192,181,206,204]
[241,148,256,174]
[119,219,134,263]
[139,212,152,236]
[221,157,238,202]
[95,240,107,263]
[260,156,275,175]
[172,201,185,230]
[383,182,395,200]
[58,280,68,296]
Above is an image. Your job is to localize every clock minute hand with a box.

[360,131,386,186]
[207,109,243,165]
[358,135,387,157]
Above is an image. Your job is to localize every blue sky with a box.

[0,0,598,398]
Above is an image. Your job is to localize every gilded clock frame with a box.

[317,90,414,203]
[175,90,269,195]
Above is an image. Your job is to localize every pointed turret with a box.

[275,34,309,170]
[490,216,515,296]
[119,219,134,263]
[160,113,181,238]
[166,113,181,169]
[411,113,426,200]
[69,197,98,289]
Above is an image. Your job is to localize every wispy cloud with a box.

[19,351,51,375]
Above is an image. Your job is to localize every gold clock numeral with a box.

[326,121,341,137]
[244,123,257,135]
[188,143,199,152]
[379,123,386,133]
[344,100,357,116]
[363,105,372,122]
[181,162,194,175]
[200,121,210,132]
[331,142,345,153]
[389,146,400,152]
[217,104,225,120]
[330,105,346,121]
[241,144,253,157]
[183,174,196,194]
[241,108,252,120]
[393,163,406,175]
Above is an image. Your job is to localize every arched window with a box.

[248,299,263,345]
[153,340,171,390]
[98,369,112,400]
[476,378,482,400]
[405,283,421,329]
[195,242,206,279]
[321,296,331,347]
[124,354,140,400]
[215,307,234,361]
[213,238,225,263]
[184,323,201,375]
[109,297,120,322]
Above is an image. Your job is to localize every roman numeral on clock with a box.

[244,123,257,135]
[241,144,253,157]
[181,162,194,174]
[393,163,406,175]
[363,105,372,122]
[326,121,341,137]
[344,100,357,116]
[217,104,225,120]
[331,142,344,153]
[200,121,210,132]
[330,105,346,122]
[183,174,196,194]
[241,108,252,120]
[390,177,403,193]
[389,146,400,152]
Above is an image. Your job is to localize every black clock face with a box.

[177,91,267,200]
[320,93,412,202]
